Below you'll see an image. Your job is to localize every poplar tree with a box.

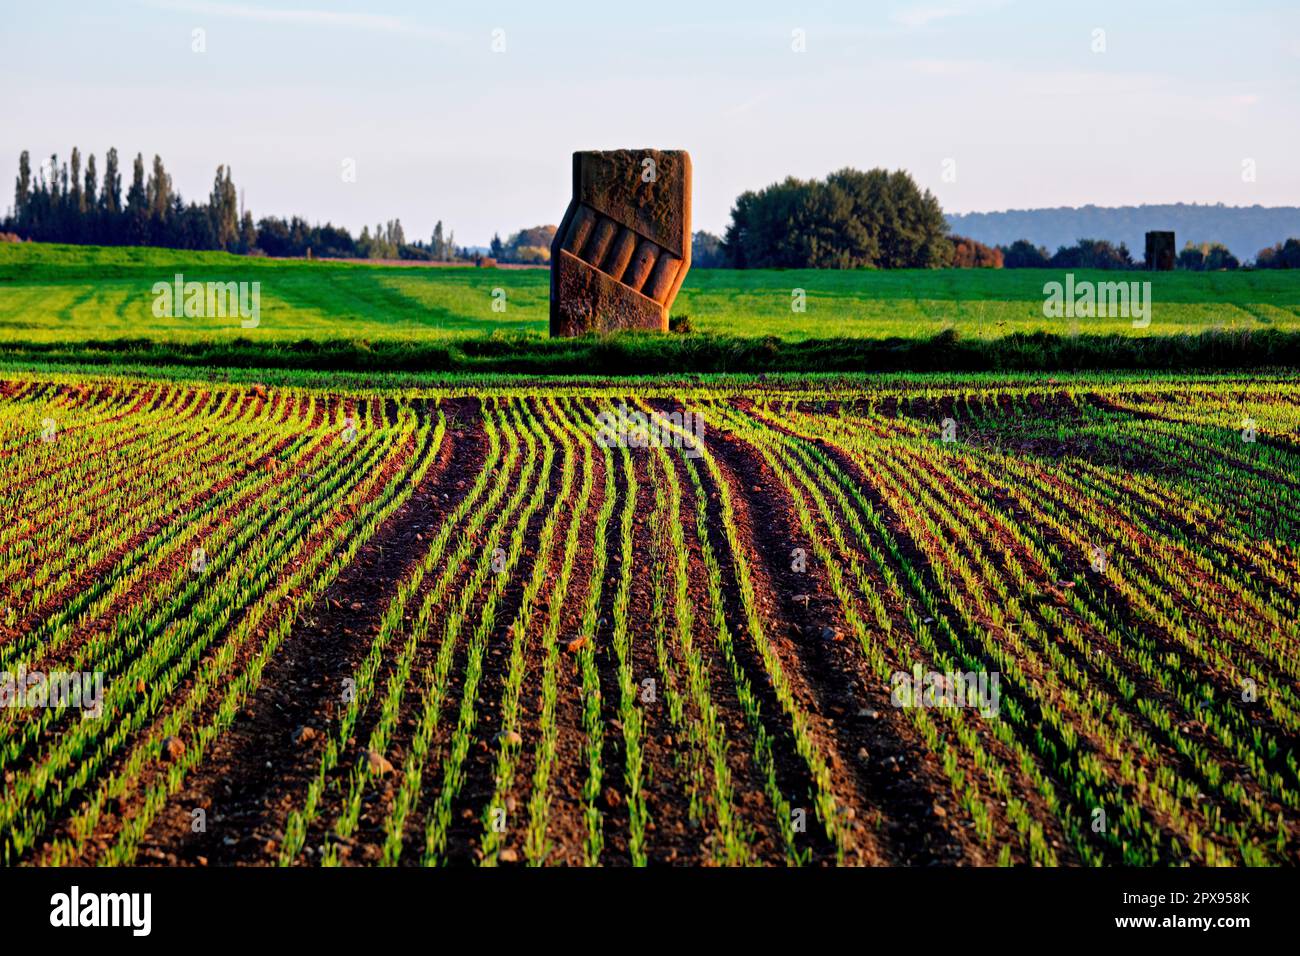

[100,148,122,216]
[14,151,30,226]
[125,153,148,243]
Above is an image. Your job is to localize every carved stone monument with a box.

[550,149,691,336]
[1145,231,1175,271]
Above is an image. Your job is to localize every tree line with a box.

[696,221,1292,271]
[696,166,1297,269]
[9,148,253,251]
[946,202,1300,265]
[3,147,471,261]
[487,225,557,264]
[7,148,1298,270]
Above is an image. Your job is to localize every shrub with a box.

[1178,241,1240,271]
[1050,238,1134,270]
[722,167,950,269]
[949,234,1003,268]
[1000,239,1051,268]
[1255,238,1300,269]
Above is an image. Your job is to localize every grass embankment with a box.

[2,242,1298,372]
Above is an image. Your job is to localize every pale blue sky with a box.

[3,0,1297,246]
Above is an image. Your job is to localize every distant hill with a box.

[945,204,1300,263]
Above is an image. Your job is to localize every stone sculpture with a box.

[550,149,692,336]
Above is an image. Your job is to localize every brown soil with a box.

[123,401,479,865]
[10,380,1294,869]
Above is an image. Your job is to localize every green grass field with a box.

[3,242,1299,373]
[4,242,1300,343]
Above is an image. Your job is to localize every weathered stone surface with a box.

[553,250,662,335]
[550,149,692,337]
[1145,230,1175,271]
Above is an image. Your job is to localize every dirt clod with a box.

[162,736,185,761]
[367,750,394,776]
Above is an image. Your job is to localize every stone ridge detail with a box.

[550,149,692,337]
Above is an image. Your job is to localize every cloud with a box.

[903,58,984,76]
[891,0,1011,30]
[1205,93,1260,112]
[892,6,960,28]
[141,0,454,39]
[722,91,772,118]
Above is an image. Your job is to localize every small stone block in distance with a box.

[1145,230,1175,271]
[550,149,692,337]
